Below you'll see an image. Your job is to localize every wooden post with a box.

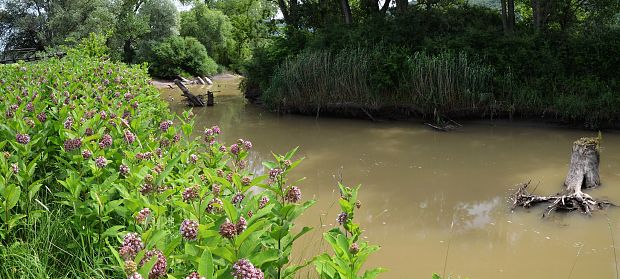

[207,91,214,106]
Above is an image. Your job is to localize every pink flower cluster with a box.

[232,259,264,279]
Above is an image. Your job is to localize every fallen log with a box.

[174,79,205,107]
[511,137,613,216]
[196,77,206,85]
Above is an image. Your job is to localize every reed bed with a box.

[264,48,500,117]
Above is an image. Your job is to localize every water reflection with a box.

[455,197,501,232]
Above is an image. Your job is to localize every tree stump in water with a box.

[565,137,600,190]
[511,137,613,216]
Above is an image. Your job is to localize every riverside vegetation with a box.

[3,1,619,128]
[0,37,385,279]
[242,3,620,129]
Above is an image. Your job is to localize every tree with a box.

[180,4,236,66]
[500,0,515,34]
[528,0,620,31]
[0,0,114,51]
[340,0,353,24]
[396,0,408,14]
[139,0,179,41]
[108,0,149,62]
[212,0,277,65]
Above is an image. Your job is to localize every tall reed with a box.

[264,48,499,116]
[398,51,496,115]
[265,48,372,113]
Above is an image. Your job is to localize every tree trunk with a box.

[396,0,407,14]
[532,0,542,30]
[277,0,291,24]
[507,0,515,32]
[123,39,133,63]
[501,0,508,34]
[565,137,600,191]
[501,0,515,34]
[340,0,353,24]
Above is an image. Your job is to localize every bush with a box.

[145,36,218,79]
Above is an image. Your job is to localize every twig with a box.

[442,214,456,279]
[606,213,619,279]
[360,108,376,122]
[567,243,583,279]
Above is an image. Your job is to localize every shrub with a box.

[145,36,218,79]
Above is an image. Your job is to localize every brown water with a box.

[162,77,620,279]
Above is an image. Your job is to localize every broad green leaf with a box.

[235,219,268,248]
[139,256,158,278]
[198,248,214,279]
[155,153,181,186]
[363,267,387,279]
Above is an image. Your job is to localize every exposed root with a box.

[510,182,614,217]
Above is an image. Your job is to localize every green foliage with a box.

[212,0,279,70]
[180,4,236,67]
[314,184,385,279]
[65,33,111,58]
[264,47,499,117]
[146,36,218,78]
[140,0,180,41]
[0,0,115,51]
[244,3,620,128]
[0,42,383,278]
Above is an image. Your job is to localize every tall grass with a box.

[398,52,495,114]
[264,48,499,116]
[0,211,119,279]
[265,48,373,113]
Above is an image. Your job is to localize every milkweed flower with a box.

[232,259,264,279]
[16,133,30,144]
[185,272,205,279]
[219,219,237,239]
[140,249,167,279]
[135,208,151,223]
[119,233,144,260]
[95,156,108,168]
[285,186,302,203]
[180,219,199,241]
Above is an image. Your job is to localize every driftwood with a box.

[511,137,613,216]
[203,76,213,85]
[196,77,206,85]
[174,79,205,107]
[424,109,462,132]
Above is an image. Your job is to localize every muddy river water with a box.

[161,77,620,278]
